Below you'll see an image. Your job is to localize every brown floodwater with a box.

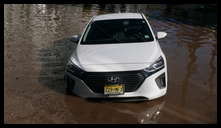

[4,4,217,124]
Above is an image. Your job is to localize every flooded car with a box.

[64,13,168,101]
[4,4,217,123]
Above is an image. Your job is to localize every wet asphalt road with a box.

[4,4,217,123]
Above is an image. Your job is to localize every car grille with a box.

[82,71,146,94]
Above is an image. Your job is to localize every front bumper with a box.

[64,68,167,100]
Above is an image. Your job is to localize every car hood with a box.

[74,41,161,72]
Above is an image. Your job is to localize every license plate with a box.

[104,84,124,95]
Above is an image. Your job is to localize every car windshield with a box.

[81,19,154,44]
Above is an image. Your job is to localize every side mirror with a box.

[70,35,80,43]
[157,32,167,39]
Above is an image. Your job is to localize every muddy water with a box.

[4,4,217,123]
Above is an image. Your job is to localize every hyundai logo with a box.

[107,76,120,83]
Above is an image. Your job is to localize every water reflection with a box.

[64,96,165,124]
[162,4,217,28]
[207,43,216,96]
[38,37,77,94]
[98,4,106,14]
[114,100,165,124]
[180,38,201,107]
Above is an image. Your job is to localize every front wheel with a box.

[65,75,75,95]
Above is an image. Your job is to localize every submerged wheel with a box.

[65,75,75,95]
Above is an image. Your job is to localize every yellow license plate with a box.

[104,84,124,95]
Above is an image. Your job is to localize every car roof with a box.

[93,13,143,21]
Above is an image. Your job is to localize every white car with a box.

[64,13,168,101]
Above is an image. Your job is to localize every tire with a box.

[65,75,75,95]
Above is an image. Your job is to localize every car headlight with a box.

[67,60,80,69]
[66,60,84,77]
[144,56,164,73]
